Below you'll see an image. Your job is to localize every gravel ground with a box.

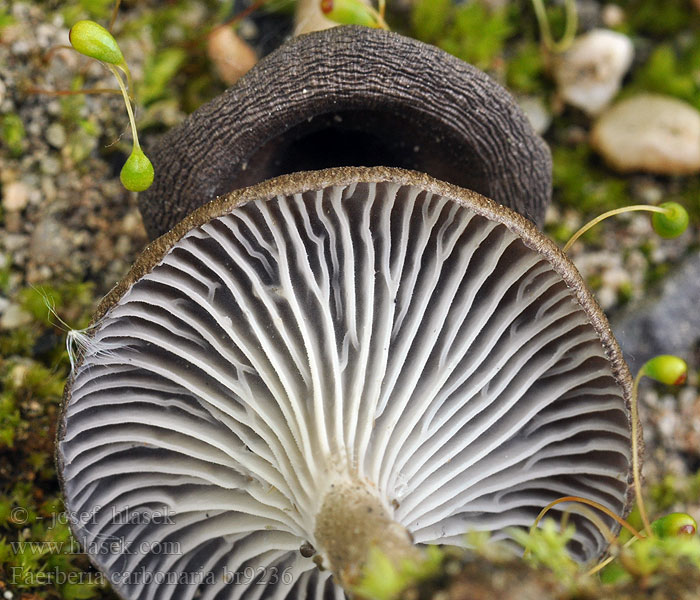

[1,0,700,596]
[2,0,700,504]
[0,2,149,300]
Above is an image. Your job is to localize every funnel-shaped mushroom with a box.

[141,26,551,238]
[59,168,632,599]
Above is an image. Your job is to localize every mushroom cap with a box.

[59,167,632,599]
[140,26,552,239]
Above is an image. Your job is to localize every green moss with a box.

[0,488,106,598]
[1,113,27,157]
[0,327,38,357]
[18,281,95,329]
[411,0,514,70]
[509,519,579,584]
[507,41,546,94]
[626,44,700,110]
[19,286,62,323]
[140,47,187,106]
[0,392,21,447]
[352,545,444,600]
[552,145,630,215]
[0,276,105,598]
[617,280,633,306]
[544,221,576,246]
[61,0,114,25]
[410,0,452,42]
[0,8,16,30]
[626,0,700,36]
[0,255,12,295]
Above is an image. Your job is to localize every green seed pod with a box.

[652,202,689,239]
[642,355,688,386]
[320,0,382,27]
[69,20,124,65]
[120,147,154,192]
[651,513,697,538]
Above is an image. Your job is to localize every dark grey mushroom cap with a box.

[59,167,632,600]
[140,26,552,239]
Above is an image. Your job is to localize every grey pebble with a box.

[613,250,700,372]
[46,123,66,149]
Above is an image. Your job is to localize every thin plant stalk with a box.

[44,44,76,62]
[531,496,644,540]
[115,60,134,102]
[26,87,122,96]
[107,0,133,96]
[108,0,122,32]
[587,537,635,576]
[531,0,578,53]
[560,505,618,546]
[563,205,669,252]
[107,64,140,150]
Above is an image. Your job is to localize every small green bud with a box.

[320,0,383,27]
[120,147,154,192]
[69,20,124,65]
[652,202,689,239]
[642,355,688,386]
[651,513,697,538]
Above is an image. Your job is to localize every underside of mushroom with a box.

[58,168,632,600]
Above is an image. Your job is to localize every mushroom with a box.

[140,26,551,239]
[59,167,633,599]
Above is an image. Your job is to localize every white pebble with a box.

[0,304,32,330]
[45,122,66,149]
[553,29,633,116]
[2,181,30,211]
[602,4,626,27]
[517,96,551,135]
[592,94,700,175]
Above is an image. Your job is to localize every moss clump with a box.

[411,0,514,70]
[140,47,187,106]
[626,0,700,36]
[352,546,443,600]
[552,145,630,215]
[626,44,700,111]
[0,279,111,599]
[507,40,547,94]
[394,516,700,600]
[1,113,27,158]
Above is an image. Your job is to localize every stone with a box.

[612,250,700,373]
[517,96,551,135]
[45,122,66,149]
[206,26,257,85]
[0,303,32,330]
[2,180,29,211]
[591,94,700,175]
[29,216,72,266]
[602,4,626,27]
[553,28,633,116]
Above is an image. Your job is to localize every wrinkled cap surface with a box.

[58,168,632,600]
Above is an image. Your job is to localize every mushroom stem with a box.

[314,479,420,588]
